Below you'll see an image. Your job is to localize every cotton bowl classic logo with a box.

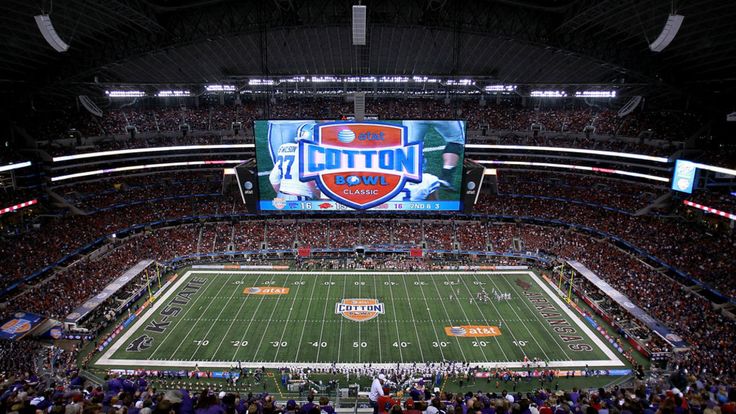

[299,122,422,209]
[335,299,385,322]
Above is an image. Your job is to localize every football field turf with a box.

[96,271,625,369]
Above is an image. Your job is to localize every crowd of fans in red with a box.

[2,99,735,402]
[496,171,664,213]
[2,217,735,383]
[474,195,736,299]
[1,168,733,299]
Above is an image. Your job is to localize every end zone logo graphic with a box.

[335,299,385,322]
[444,325,501,337]
[299,122,422,209]
[126,334,153,352]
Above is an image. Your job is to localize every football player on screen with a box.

[402,120,465,190]
[266,120,317,162]
[269,123,321,201]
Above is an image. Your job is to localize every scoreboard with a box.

[248,120,480,213]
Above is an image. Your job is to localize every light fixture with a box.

[34,14,69,52]
[352,5,367,45]
[649,14,684,52]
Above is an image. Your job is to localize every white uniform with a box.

[391,173,442,202]
[369,377,385,403]
[269,143,315,198]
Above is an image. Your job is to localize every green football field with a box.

[254,121,463,201]
[95,271,625,369]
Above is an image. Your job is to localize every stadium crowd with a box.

[0,356,735,414]
[23,98,699,145]
[2,99,735,410]
[496,172,663,213]
[474,195,736,299]
[2,183,735,298]
[2,216,735,383]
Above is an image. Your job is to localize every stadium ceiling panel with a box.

[0,0,734,96]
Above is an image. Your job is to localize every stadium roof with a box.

[1,0,735,100]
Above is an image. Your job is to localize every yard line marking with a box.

[385,274,405,363]
[191,274,253,360]
[147,274,221,359]
[358,273,362,363]
[372,273,383,363]
[97,270,623,368]
[413,274,445,361]
[500,274,573,361]
[439,274,489,362]
[249,274,292,360]
[209,273,262,357]
[144,273,214,359]
[482,274,552,362]
[455,274,509,361]
[165,273,237,360]
[397,274,426,361]
[97,358,620,369]
[335,274,348,363]
[314,275,334,362]
[466,273,530,361]
[229,278,275,361]
[427,275,467,363]
[97,270,198,362]
[272,277,305,361]
[295,273,323,362]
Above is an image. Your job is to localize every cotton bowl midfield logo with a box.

[336,299,385,322]
[299,122,422,209]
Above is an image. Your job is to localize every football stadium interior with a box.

[1,0,736,412]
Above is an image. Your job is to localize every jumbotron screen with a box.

[254,120,466,211]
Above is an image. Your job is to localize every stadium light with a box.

[485,85,517,92]
[34,14,69,52]
[691,162,736,177]
[311,76,340,83]
[345,76,377,83]
[530,90,567,97]
[52,144,254,162]
[205,84,237,92]
[156,90,191,97]
[0,161,32,173]
[446,79,475,86]
[683,200,736,221]
[281,77,307,83]
[51,160,246,182]
[477,160,670,182]
[105,90,146,98]
[575,91,616,98]
[464,144,670,163]
[248,79,275,86]
[412,76,440,83]
[0,199,38,216]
